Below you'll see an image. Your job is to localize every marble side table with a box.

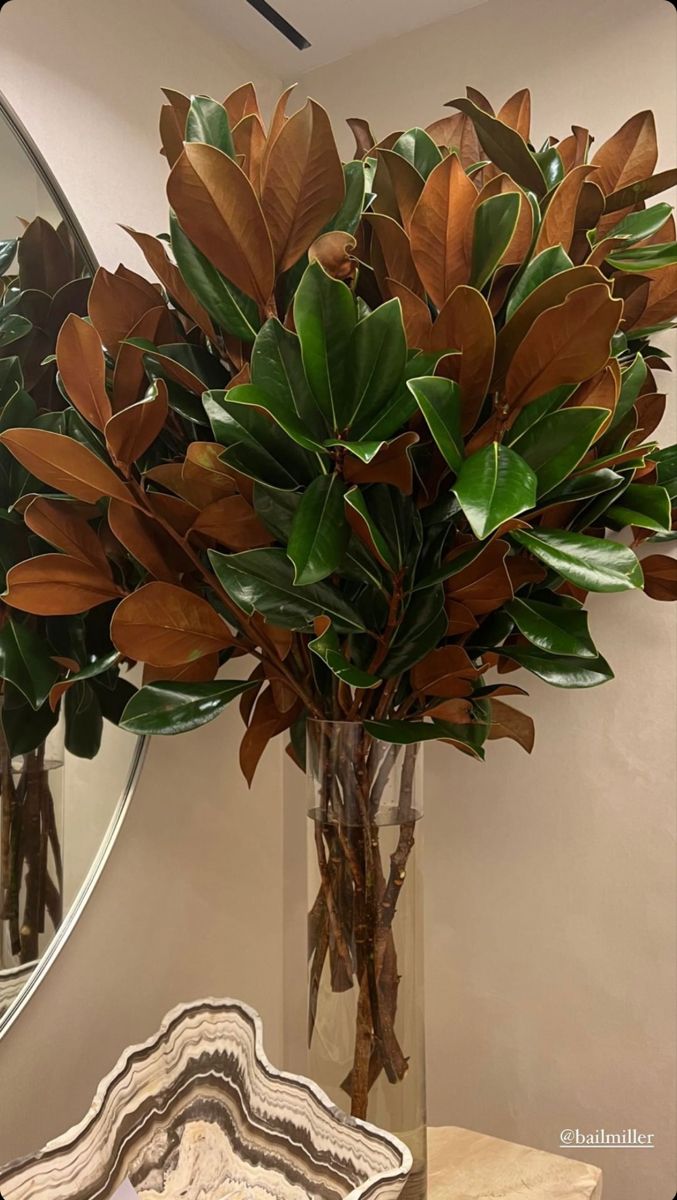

[428,1126,603,1199]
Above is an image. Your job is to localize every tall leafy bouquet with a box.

[0,82,676,1116]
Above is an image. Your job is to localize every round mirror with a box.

[0,93,143,1031]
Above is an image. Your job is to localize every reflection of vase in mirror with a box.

[0,92,143,1029]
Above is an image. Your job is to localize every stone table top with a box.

[428,1126,603,1199]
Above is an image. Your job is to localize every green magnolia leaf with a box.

[607,242,677,272]
[0,313,31,350]
[225,383,326,454]
[364,717,486,758]
[348,298,407,429]
[0,239,17,274]
[208,547,365,632]
[611,352,647,428]
[506,385,576,443]
[120,678,256,735]
[358,351,451,441]
[453,442,537,539]
[323,161,368,235]
[471,192,521,290]
[534,146,564,190]
[185,95,236,157]
[170,212,260,341]
[654,444,677,500]
[548,468,624,504]
[1,386,36,434]
[288,473,348,584]
[505,597,597,657]
[506,246,573,319]
[603,203,672,246]
[344,485,397,570]
[293,261,356,433]
[500,644,613,687]
[204,391,306,488]
[446,98,546,195]
[309,621,379,688]
[0,619,59,709]
[325,439,384,462]
[381,585,447,678]
[252,482,300,541]
[65,682,103,760]
[92,673,137,725]
[511,407,609,496]
[606,483,672,531]
[0,357,24,405]
[251,318,325,439]
[511,528,643,592]
[408,376,463,471]
[603,169,677,213]
[1,684,58,757]
[391,128,442,178]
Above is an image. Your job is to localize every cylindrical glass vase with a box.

[302,720,426,1199]
[0,710,65,972]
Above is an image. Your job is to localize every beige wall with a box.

[0,2,675,1199]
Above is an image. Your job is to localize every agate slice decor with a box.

[0,998,412,1199]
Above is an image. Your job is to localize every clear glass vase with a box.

[290,720,426,1200]
[0,710,65,976]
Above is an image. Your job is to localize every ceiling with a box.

[189,0,489,77]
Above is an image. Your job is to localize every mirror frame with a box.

[0,88,146,1037]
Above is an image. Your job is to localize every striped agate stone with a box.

[0,998,411,1200]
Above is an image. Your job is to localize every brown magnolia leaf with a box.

[493,265,607,385]
[240,686,299,786]
[111,581,234,666]
[261,84,297,182]
[426,113,481,168]
[640,554,677,601]
[628,393,667,445]
[232,113,266,192]
[411,645,478,697]
[566,361,620,434]
[636,264,677,329]
[112,305,176,412]
[386,280,433,348]
[159,104,184,167]
[535,165,597,254]
[590,110,658,195]
[3,554,123,615]
[446,539,513,615]
[445,599,478,636]
[488,698,534,753]
[344,431,419,493]
[261,99,344,273]
[372,149,424,231]
[88,266,157,356]
[240,664,265,725]
[146,491,199,536]
[431,285,496,433]
[0,429,133,505]
[145,459,229,511]
[54,314,112,432]
[143,655,219,685]
[346,117,376,160]
[262,621,293,661]
[167,144,274,307]
[23,497,110,574]
[504,283,622,414]
[367,213,423,298]
[466,86,494,114]
[427,698,473,723]
[470,174,532,268]
[190,494,274,550]
[308,232,357,281]
[224,82,261,127]
[123,227,216,341]
[17,216,71,294]
[497,89,531,142]
[556,126,590,173]
[613,276,650,332]
[183,442,238,506]
[409,155,477,308]
[105,379,168,470]
[108,498,190,582]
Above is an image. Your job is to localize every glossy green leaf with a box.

[0,313,31,349]
[500,645,613,687]
[65,682,103,759]
[603,169,677,213]
[170,212,260,341]
[603,203,672,246]
[471,192,521,290]
[348,298,407,429]
[381,585,447,678]
[611,352,647,427]
[0,619,59,709]
[506,385,576,443]
[309,621,379,688]
[325,439,384,462]
[506,246,573,319]
[251,318,325,439]
[511,407,608,496]
[534,146,564,190]
[511,528,643,591]
[252,482,300,541]
[408,376,463,471]
[364,716,486,758]
[0,239,17,274]
[505,597,597,657]
[225,383,326,455]
[548,467,624,503]
[454,442,537,539]
[208,547,365,632]
[447,98,546,195]
[293,262,356,432]
[204,391,305,488]
[606,483,672,531]
[287,473,348,584]
[391,128,442,178]
[607,242,677,272]
[654,444,677,499]
[1,684,58,757]
[344,485,397,570]
[323,161,368,235]
[120,678,256,735]
[185,95,236,157]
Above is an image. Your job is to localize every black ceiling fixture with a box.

[244,0,311,50]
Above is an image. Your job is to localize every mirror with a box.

[0,93,143,1028]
